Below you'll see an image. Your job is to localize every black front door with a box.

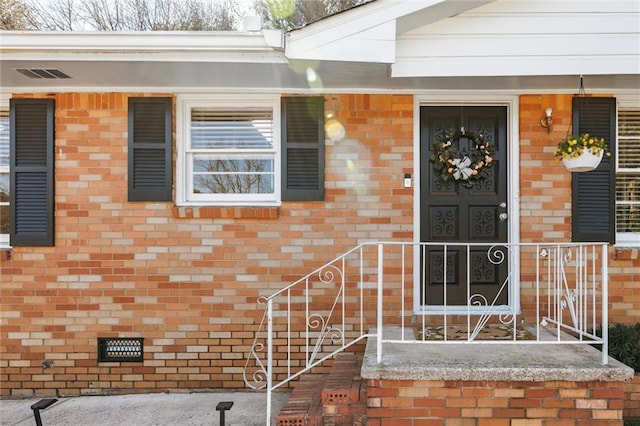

[420,106,509,307]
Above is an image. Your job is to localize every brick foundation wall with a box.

[366,379,627,425]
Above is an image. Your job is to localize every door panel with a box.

[420,106,508,307]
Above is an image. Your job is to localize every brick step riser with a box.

[276,353,366,426]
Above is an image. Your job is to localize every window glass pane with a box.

[616,174,640,233]
[0,205,8,235]
[0,108,8,240]
[0,174,8,201]
[616,174,640,202]
[618,109,640,169]
[0,109,8,169]
[191,109,273,150]
[193,154,274,194]
[0,175,7,238]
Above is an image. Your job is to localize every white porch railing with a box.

[243,242,609,425]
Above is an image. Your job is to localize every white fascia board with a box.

[392,56,640,78]
[286,0,447,62]
[3,50,288,63]
[0,30,284,60]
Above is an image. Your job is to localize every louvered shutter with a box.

[10,98,55,246]
[128,97,172,201]
[281,97,325,201]
[571,97,616,243]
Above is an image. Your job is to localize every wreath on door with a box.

[430,131,496,188]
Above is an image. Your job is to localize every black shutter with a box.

[571,97,616,243]
[281,97,325,201]
[10,99,55,246]
[128,97,172,201]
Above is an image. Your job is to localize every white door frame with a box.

[412,94,521,315]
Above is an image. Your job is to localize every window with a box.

[617,103,640,246]
[178,96,280,205]
[0,103,8,246]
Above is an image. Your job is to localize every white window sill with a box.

[615,233,640,249]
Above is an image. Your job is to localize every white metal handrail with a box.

[243,241,609,425]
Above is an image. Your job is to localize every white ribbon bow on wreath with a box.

[451,156,473,180]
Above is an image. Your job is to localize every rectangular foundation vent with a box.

[98,337,144,362]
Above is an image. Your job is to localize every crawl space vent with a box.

[98,337,144,362]
[15,68,71,79]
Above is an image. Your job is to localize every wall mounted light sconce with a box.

[540,107,553,133]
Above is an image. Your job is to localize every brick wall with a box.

[0,92,638,398]
[366,378,627,425]
[0,93,413,396]
[518,94,640,325]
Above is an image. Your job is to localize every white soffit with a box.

[285,0,493,63]
[392,0,640,78]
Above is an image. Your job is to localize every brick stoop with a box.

[626,374,640,418]
[322,353,367,426]
[276,353,367,426]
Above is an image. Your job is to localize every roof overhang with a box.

[1,0,639,93]
[285,0,495,63]
[1,30,285,57]
[283,0,640,87]
[0,30,295,91]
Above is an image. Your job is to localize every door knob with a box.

[499,212,508,222]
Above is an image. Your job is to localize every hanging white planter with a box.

[561,150,603,172]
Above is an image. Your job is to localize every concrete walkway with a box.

[0,391,289,426]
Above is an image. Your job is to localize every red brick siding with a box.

[0,92,638,399]
[625,375,640,418]
[366,379,626,425]
[0,93,413,396]
[518,94,639,326]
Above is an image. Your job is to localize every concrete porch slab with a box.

[361,327,634,382]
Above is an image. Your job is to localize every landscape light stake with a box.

[216,401,233,426]
[31,398,57,426]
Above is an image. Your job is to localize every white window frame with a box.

[0,96,9,247]
[176,94,281,206]
[616,96,640,247]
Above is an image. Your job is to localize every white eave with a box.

[285,0,496,63]
[286,0,640,80]
[1,0,639,92]
[0,29,294,91]
[0,30,285,62]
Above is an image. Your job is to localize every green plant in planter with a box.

[554,132,610,161]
